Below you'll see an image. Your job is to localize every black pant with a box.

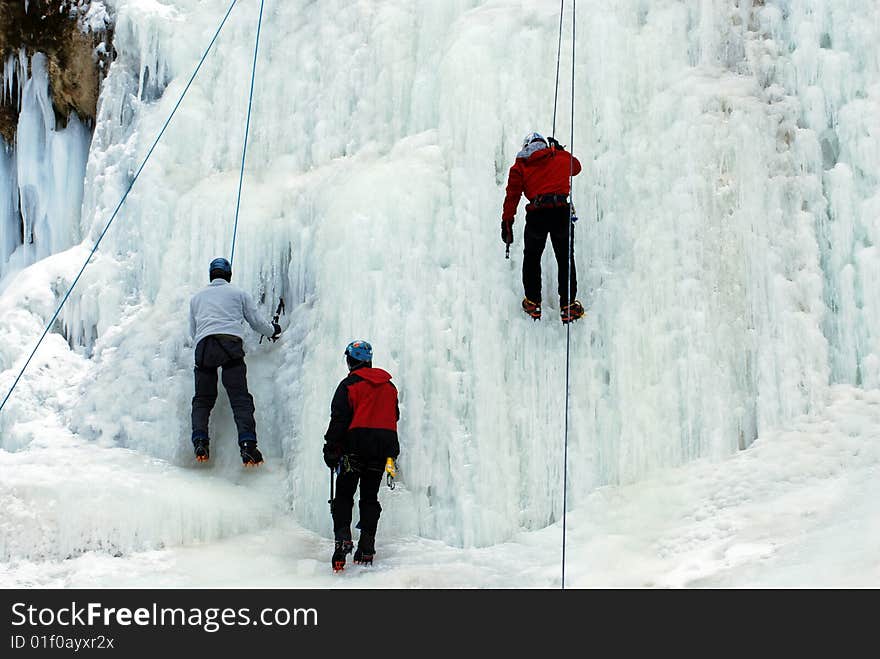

[191,335,257,443]
[332,466,383,541]
[522,205,577,305]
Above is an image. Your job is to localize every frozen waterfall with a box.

[0,0,878,580]
[0,52,91,285]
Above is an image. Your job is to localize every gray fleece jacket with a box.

[189,279,275,346]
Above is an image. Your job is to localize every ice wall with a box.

[779,1,880,388]
[0,52,91,284]
[1,0,878,553]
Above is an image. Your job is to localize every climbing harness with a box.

[0,0,243,415]
[340,454,362,474]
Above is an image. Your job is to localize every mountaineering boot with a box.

[193,438,210,463]
[560,300,585,324]
[239,440,264,467]
[353,533,375,566]
[521,297,541,320]
[332,539,354,572]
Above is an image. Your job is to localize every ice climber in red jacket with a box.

[323,340,400,571]
[502,131,585,324]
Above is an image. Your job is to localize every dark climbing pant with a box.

[522,205,577,305]
[332,465,383,540]
[191,335,257,443]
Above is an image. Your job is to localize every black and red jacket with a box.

[323,366,400,468]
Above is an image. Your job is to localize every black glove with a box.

[501,219,514,245]
[547,136,565,151]
[271,322,282,340]
[323,443,340,469]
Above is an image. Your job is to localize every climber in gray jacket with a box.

[189,257,281,466]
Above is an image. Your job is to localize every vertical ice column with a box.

[0,54,25,278]
[0,143,18,271]
[781,1,880,386]
[0,52,91,282]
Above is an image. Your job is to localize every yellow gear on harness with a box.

[385,457,397,489]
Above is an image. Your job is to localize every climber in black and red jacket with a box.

[323,340,400,570]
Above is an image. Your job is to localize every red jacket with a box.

[346,368,398,432]
[324,367,400,467]
[502,146,582,221]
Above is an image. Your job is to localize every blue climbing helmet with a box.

[522,131,547,148]
[345,340,373,363]
[209,257,232,281]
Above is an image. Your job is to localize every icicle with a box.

[0,53,90,281]
[3,55,13,106]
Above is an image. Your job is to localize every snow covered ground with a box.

[1,0,879,588]
[2,384,877,588]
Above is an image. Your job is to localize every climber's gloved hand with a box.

[501,218,514,245]
[323,443,341,469]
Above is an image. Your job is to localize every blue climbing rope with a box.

[229,0,266,265]
[0,0,241,415]
[551,0,565,137]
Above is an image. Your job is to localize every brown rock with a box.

[0,0,113,144]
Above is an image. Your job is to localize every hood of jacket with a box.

[351,367,393,384]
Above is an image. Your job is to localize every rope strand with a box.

[0,0,241,415]
[562,0,576,592]
[230,0,266,265]
[551,0,565,137]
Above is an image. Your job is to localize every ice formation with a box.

[0,0,878,569]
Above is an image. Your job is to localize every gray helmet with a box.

[522,131,547,148]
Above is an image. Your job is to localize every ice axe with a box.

[327,467,336,519]
[260,296,285,344]
[502,219,513,259]
[328,466,335,511]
